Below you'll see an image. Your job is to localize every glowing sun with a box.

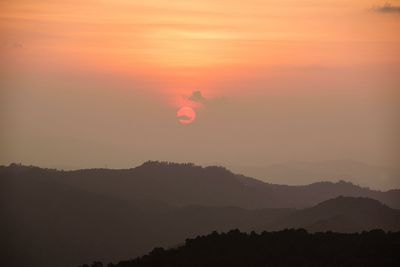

[177,106,196,125]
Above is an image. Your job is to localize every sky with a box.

[1,1,399,187]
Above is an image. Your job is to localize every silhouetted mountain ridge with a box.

[2,161,399,209]
[268,196,400,232]
[93,229,400,267]
[232,159,400,190]
[2,164,400,267]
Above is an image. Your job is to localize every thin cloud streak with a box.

[372,3,400,14]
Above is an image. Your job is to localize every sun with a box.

[177,106,196,125]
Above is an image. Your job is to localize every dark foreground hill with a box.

[1,162,399,209]
[1,161,400,267]
[87,229,400,267]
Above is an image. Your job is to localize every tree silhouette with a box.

[99,229,400,267]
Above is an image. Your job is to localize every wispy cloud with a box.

[372,3,400,14]
[188,90,207,103]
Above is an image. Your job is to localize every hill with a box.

[96,229,400,267]
[0,167,290,266]
[2,162,399,209]
[231,160,400,190]
[0,169,160,267]
[267,196,400,232]
[2,162,400,267]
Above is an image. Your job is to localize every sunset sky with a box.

[1,1,399,187]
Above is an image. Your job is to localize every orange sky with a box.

[2,0,400,99]
[1,1,400,185]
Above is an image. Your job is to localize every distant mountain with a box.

[231,160,400,190]
[0,167,291,267]
[2,163,400,267]
[267,196,400,232]
[2,161,398,209]
[93,230,400,267]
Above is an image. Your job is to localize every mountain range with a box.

[102,230,400,267]
[230,160,400,190]
[1,161,400,267]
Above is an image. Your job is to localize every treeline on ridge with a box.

[82,229,400,267]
